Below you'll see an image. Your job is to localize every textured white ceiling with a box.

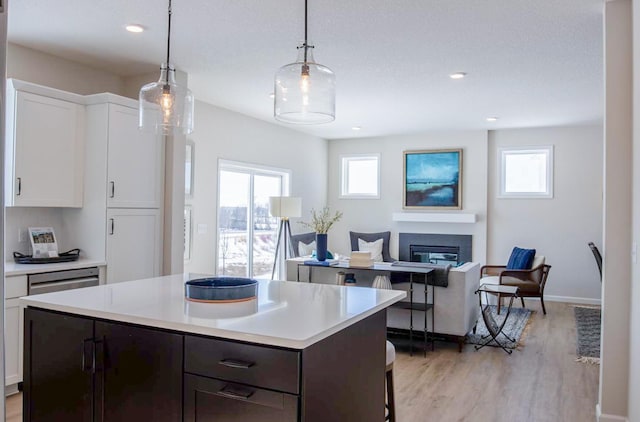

[8,0,604,140]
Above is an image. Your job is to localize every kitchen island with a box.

[20,274,405,422]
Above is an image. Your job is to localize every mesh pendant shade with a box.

[140,64,194,135]
[274,44,336,124]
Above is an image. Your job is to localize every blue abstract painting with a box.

[404,149,462,209]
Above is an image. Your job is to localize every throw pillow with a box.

[358,238,384,262]
[349,231,393,262]
[506,247,536,270]
[298,241,316,257]
[290,232,316,257]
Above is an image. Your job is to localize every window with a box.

[340,154,380,198]
[499,146,553,198]
[217,160,290,279]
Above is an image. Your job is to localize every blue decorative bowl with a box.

[185,277,259,303]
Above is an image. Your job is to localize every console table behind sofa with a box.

[285,259,481,351]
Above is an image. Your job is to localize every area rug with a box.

[466,305,532,349]
[574,306,601,364]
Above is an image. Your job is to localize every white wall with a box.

[487,125,603,303]
[7,43,125,95]
[184,100,328,275]
[327,131,488,263]
[599,1,632,420]
[628,0,640,419]
[4,207,75,259]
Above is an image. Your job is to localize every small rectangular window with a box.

[340,154,380,199]
[499,146,553,198]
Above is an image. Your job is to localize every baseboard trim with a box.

[538,295,601,306]
[5,383,19,396]
[597,404,629,422]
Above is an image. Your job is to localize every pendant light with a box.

[139,0,194,135]
[274,0,336,124]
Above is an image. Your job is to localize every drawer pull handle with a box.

[218,385,254,401]
[218,359,255,369]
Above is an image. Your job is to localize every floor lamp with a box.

[270,196,302,279]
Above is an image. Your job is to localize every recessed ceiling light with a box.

[352,126,362,131]
[486,117,499,122]
[449,72,467,80]
[126,24,145,33]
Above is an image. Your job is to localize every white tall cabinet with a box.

[69,94,164,284]
[106,208,161,284]
[106,105,162,209]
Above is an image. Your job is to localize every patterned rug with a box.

[466,305,532,349]
[574,306,601,364]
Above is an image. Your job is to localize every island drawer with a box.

[184,374,298,422]
[184,336,300,394]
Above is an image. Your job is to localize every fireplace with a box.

[410,245,460,266]
[399,233,472,265]
[390,234,471,285]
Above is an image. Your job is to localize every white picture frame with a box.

[186,140,195,198]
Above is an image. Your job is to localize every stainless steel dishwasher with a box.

[28,267,100,295]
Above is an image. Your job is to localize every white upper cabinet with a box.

[107,104,162,209]
[4,80,84,207]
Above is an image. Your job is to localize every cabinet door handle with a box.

[109,181,115,198]
[94,338,104,374]
[81,338,94,372]
[217,385,254,401]
[94,338,105,422]
[109,218,114,235]
[218,359,255,369]
[16,178,21,196]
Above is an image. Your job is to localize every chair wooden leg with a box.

[540,296,547,315]
[521,297,526,308]
[386,365,395,422]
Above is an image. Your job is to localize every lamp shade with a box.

[274,45,335,124]
[269,196,302,218]
[139,64,194,135]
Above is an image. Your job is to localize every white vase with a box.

[372,275,392,290]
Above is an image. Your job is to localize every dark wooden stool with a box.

[386,340,396,422]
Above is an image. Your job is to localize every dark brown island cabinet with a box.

[24,306,387,422]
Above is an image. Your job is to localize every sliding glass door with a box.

[217,161,289,278]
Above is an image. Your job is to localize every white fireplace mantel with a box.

[392,212,477,224]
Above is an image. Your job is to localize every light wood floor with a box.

[5,302,598,422]
[393,301,599,422]
[6,392,20,422]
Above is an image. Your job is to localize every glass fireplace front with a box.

[410,245,460,266]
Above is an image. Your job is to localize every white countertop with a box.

[20,274,406,349]
[5,258,107,277]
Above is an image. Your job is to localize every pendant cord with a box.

[303,0,308,63]
[165,0,172,80]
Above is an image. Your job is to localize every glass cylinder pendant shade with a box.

[139,64,195,135]
[274,44,335,124]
